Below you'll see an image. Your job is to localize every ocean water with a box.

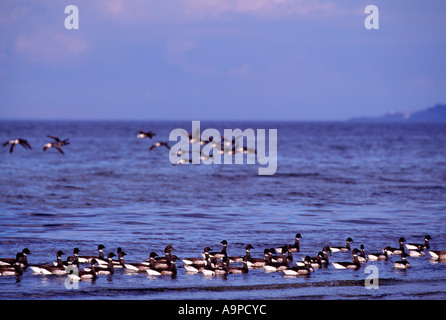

[1,120,446,300]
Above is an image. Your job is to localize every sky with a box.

[0,0,445,121]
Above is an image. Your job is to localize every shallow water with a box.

[1,121,446,299]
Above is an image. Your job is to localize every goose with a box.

[408,249,426,257]
[125,252,159,272]
[332,249,361,270]
[271,246,293,264]
[330,237,353,252]
[283,256,314,276]
[367,248,388,261]
[43,135,69,154]
[67,259,98,281]
[208,240,228,260]
[320,246,332,266]
[0,248,31,268]
[94,253,116,275]
[146,255,178,276]
[263,250,289,272]
[136,130,156,139]
[393,253,411,269]
[78,245,107,265]
[428,250,446,261]
[357,244,368,263]
[276,233,302,253]
[228,244,253,263]
[406,235,431,250]
[0,253,24,276]
[112,247,127,268]
[385,238,406,255]
[245,248,269,268]
[29,251,67,275]
[149,142,170,151]
[298,252,324,269]
[227,256,249,274]
[182,247,211,272]
[2,139,32,153]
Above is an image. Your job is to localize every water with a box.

[1,120,446,300]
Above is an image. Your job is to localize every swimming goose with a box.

[332,249,361,270]
[125,252,164,272]
[107,247,127,268]
[2,139,32,153]
[357,244,368,263]
[283,256,314,276]
[150,245,175,269]
[94,253,116,275]
[195,252,220,276]
[406,235,431,250]
[125,251,160,272]
[271,246,293,264]
[52,248,82,267]
[298,252,323,269]
[112,249,127,268]
[228,244,253,263]
[0,253,24,276]
[245,248,269,268]
[330,237,353,252]
[146,255,178,276]
[227,256,249,274]
[68,258,98,281]
[263,250,289,272]
[29,251,67,275]
[428,250,446,261]
[182,247,211,272]
[210,257,230,275]
[0,248,31,268]
[408,249,426,257]
[393,253,411,269]
[276,233,302,253]
[385,238,406,255]
[367,248,388,261]
[298,246,331,267]
[208,240,228,260]
[78,244,107,265]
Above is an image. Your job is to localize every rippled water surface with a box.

[1,121,446,299]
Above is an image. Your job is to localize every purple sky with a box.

[0,0,445,120]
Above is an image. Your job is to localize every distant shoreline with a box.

[348,104,446,123]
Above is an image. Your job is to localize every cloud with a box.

[92,0,339,24]
[101,0,124,15]
[15,27,87,64]
[181,0,337,20]
[229,63,250,77]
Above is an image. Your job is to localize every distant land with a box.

[348,104,446,123]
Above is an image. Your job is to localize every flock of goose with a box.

[3,130,252,162]
[3,136,70,154]
[2,130,443,281]
[1,234,444,279]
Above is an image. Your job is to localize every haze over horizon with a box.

[1,1,445,121]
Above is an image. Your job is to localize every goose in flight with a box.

[3,138,32,153]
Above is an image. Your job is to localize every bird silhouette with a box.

[3,139,32,153]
